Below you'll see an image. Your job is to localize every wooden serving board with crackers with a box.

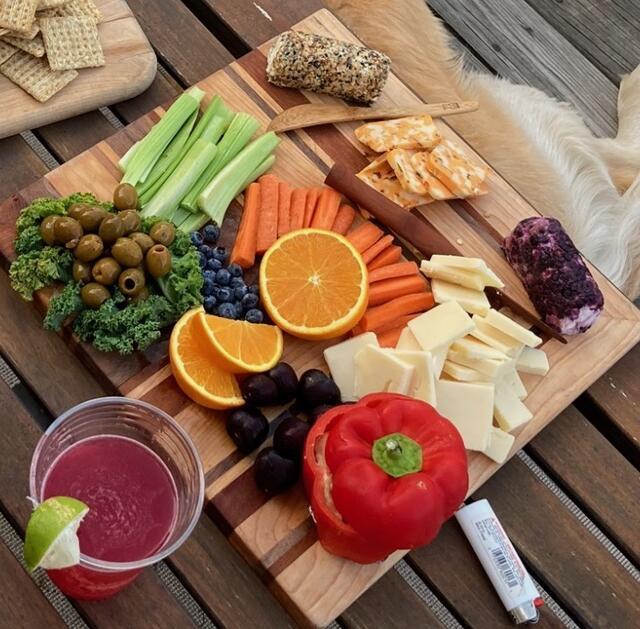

[2,8,640,628]
[0,0,156,139]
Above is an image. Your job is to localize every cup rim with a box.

[29,396,205,572]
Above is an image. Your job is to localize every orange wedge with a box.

[259,229,368,340]
[169,308,243,409]
[197,312,283,374]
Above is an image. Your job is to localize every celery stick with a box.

[198,132,280,225]
[122,87,204,187]
[180,113,260,212]
[118,141,139,173]
[141,139,218,219]
[170,207,194,227]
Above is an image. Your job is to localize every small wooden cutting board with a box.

[0,0,156,140]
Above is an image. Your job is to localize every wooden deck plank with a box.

[428,0,619,135]
[0,136,48,198]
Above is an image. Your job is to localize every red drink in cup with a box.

[29,397,204,600]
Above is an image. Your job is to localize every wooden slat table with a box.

[0,1,638,627]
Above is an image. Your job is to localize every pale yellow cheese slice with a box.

[430,255,504,288]
[470,316,525,358]
[425,139,488,198]
[421,260,485,291]
[441,360,489,383]
[516,347,550,376]
[353,345,414,397]
[450,336,508,361]
[501,368,527,400]
[485,309,542,348]
[396,326,421,350]
[431,278,490,316]
[392,350,437,405]
[483,426,515,464]
[447,348,513,380]
[354,115,441,152]
[408,301,475,353]
[493,379,532,432]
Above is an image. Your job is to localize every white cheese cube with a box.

[501,368,527,400]
[431,279,490,316]
[516,347,550,376]
[392,350,437,405]
[441,360,489,382]
[421,260,485,291]
[408,301,475,353]
[431,345,448,378]
[324,333,379,402]
[353,345,414,398]
[450,336,508,361]
[483,426,515,464]
[485,309,542,348]
[435,380,494,451]
[447,348,513,380]
[493,380,532,432]
[470,316,524,357]
[396,327,421,351]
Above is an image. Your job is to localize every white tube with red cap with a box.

[455,499,544,623]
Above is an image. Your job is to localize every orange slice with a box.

[169,308,243,409]
[197,312,284,374]
[259,229,368,340]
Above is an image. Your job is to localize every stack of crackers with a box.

[0,0,104,102]
[355,115,489,208]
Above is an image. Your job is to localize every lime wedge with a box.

[24,496,89,572]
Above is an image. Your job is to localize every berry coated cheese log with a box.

[266,30,390,105]
[503,217,604,334]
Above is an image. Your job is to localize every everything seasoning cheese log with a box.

[266,30,390,104]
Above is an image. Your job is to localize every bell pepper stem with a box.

[372,433,422,478]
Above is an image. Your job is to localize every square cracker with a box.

[0,0,39,33]
[40,15,104,70]
[0,49,77,101]
[1,32,45,57]
[0,39,17,64]
[38,0,101,23]
[2,22,40,39]
[38,0,69,8]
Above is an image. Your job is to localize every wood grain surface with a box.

[0,0,156,140]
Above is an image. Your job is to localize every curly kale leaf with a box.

[156,248,203,315]
[168,229,192,257]
[15,197,65,234]
[14,225,45,256]
[9,247,74,300]
[44,282,84,331]
[62,192,112,211]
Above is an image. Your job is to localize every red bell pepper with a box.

[303,393,468,563]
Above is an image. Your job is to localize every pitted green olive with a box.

[74,234,104,262]
[149,221,176,247]
[118,267,146,297]
[118,209,141,234]
[79,207,109,232]
[92,257,122,285]
[129,231,154,254]
[39,215,58,246]
[145,244,172,278]
[67,203,90,221]
[111,237,143,268]
[113,183,138,211]
[98,214,125,244]
[72,260,92,284]
[81,283,110,309]
[54,216,83,248]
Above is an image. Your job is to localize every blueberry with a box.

[202,277,215,296]
[203,269,216,283]
[218,303,236,319]
[202,223,220,244]
[200,244,214,259]
[233,301,244,318]
[234,285,248,300]
[213,246,227,262]
[198,251,207,269]
[190,231,204,247]
[203,296,217,313]
[216,268,231,286]
[227,263,243,278]
[246,308,264,324]
[248,284,259,295]
[217,287,233,303]
[242,293,259,309]
[206,258,222,272]
[229,276,245,288]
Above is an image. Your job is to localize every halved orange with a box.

[259,229,368,340]
[196,312,283,374]
[169,308,243,409]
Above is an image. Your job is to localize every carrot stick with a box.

[346,221,383,253]
[303,187,321,228]
[289,188,307,232]
[331,204,356,235]
[311,187,341,230]
[368,275,427,307]
[230,182,261,268]
[362,234,394,265]
[367,245,402,270]
[256,174,279,254]
[277,181,291,237]
[374,313,420,334]
[360,292,435,332]
[377,326,407,348]
[368,261,419,283]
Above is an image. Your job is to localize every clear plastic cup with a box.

[29,396,204,600]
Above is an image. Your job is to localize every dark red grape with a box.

[254,447,299,495]
[273,415,309,460]
[226,406,269,453]
[298,369,341,408]
[241,374,280,406]
[268,362,299,403]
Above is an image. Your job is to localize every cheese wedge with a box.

[430,255,504,288]
[471,316,524,357]
[493,380,532,432]
[441,360,489,383]
[447,348,513,380]
[392,350,437,405]
[421,260,485,291]
[354,115,441,152]
[450,336,508,361]
[353,345,414,397]
[501,368,527,400]
[410,151,457,200]
[435,380,494,451]
[483,426,515,464]
[431,279,490,316]
[425,139,488,198]
[516,347,550,376]
[408,301,475,353]
[324,333,379,402]
[387,149,428,195]
[485,309,542,348]
[396,326,421,351]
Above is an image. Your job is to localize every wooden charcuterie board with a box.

[0,0,156,140]
[1,9,640,627]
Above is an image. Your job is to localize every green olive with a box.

[81,282,111,309]
[78,207,109,233]
[54,216,83,248]
[111,237,143,268]
[113,183,138,211]
[98,214,125,244]
[145,244,172,278]
[118,209,141,234]
[149,221,176,247]
[39,215,58,246]
[92,257,122,286]
[129,231,154,254]
[67,203,90,221]
[131,285,150,303]
[118,267,146,297]
[72,260,92,284]
[74,234,104,262]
